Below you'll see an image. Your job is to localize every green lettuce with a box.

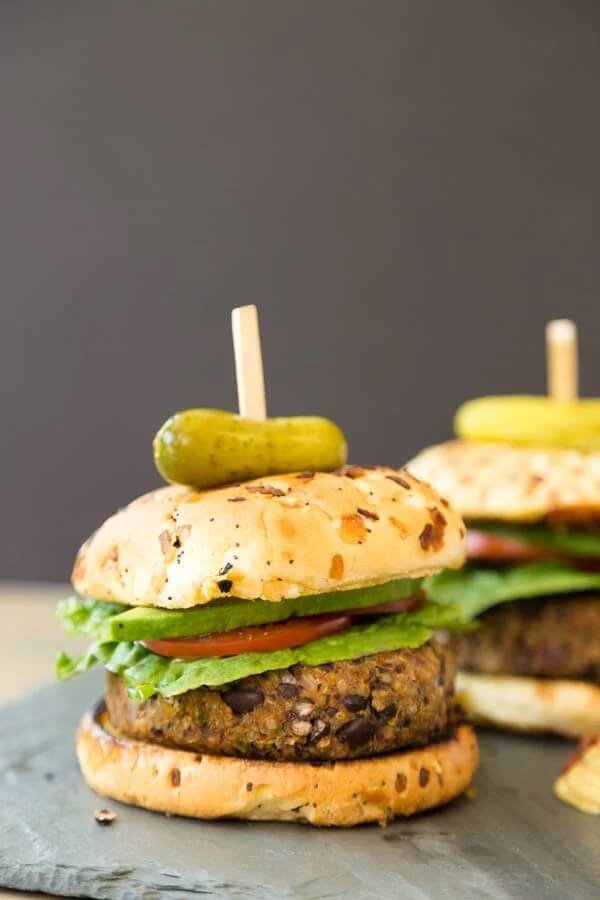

[425,561,600,621]
[470,521,600,558]
[57,595,125,635]
[57,598,468,699]
[57,578,423,643]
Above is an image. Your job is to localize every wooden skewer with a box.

[232,305,267,420]
[546,319,578,402]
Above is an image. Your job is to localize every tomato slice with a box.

[466,529,552,563]
[467,529,600,570]
[350,594,425,615]
[143,613,352,659]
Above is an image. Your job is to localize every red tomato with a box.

[143,613,352,659]
[467,530,600,570]
[466,530,551,563]
[350,594,425,615]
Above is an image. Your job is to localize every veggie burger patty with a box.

[106,643,455,761]
[453,595,600,682]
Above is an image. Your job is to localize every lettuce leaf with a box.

[470,521,600,558]
[57,596,125,636]
[425,561,600,621]
[56,599,467,699]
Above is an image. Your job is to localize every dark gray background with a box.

[1,1,599,581]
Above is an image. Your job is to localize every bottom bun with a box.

[76,703,478,827]
[456,671,600,737]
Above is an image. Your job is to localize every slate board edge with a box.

[0,862,287,900]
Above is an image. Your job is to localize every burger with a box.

[409,440,600,737]
[58,465,477,826]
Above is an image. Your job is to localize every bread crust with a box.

[72,467,465,608]
[456,671,600,737]
[408,441,600,522]
[555,737,600,814]
[76,704,478,826]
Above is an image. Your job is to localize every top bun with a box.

[408,441,600,523]
[72,466,465,609]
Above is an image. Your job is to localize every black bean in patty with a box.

[221,688,264,714]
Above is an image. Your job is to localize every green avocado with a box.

[58,578,423,642]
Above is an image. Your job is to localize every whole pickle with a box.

[455,396,600,451]
[153,409,348,488]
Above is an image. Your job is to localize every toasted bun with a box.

[72,467,465,608]
[456,671,600,737]
[555,736,600,814]
[76,704,477,827]
[408,441,600,522]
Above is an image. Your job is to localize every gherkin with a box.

[153,408,347,489]
[455,396,600,451]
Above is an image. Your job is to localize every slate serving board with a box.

[1,673,598,900]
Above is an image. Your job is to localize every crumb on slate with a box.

[94,808,117,826]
